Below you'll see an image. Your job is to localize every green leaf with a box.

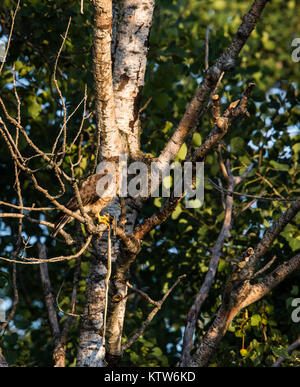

[177,143,187,160]
[291,285,299,296]
[272,347,290,360]
[269,160,290,171]
[230,137,245,154]
[154,197,163,208]
[171,204,182,220]
[250,314,261,326]
[192,132,202,147]
[28,97,42,119]
[289,235,300,251]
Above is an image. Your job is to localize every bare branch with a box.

[180,155,251,366]
[115,226,141,254]
[0,0,20,74]
[0,235,92,264]
[126,281,159,307]
[52,17,71,165]
[242,253,300,308]
[134,84,255,241]
[0,201,54,212]
[253,255,277,279]
[186,198,300,367]
[207,178,300,202]
[0,213,75,245]
[0,100,73,183]
[133,194,184,241]
[205,26,210,71]
[192,83,255,162]
[38,243,63,366]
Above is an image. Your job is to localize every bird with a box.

[51,170,118,238]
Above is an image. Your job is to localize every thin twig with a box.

[0,235,92,264]
[205,26,210,71]
[207,178,300,202]
[0,0,20,74]
[122,274,186,351]
[253,255,277,279]
[52,17,72,165]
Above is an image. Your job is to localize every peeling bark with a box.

[111,0,120,60]
[92,0,126,158]
[105,198,140,365]
[76,255,107,367]
[76,197,139,367]
[77,0,151,367]
[113,0,155,157]
[188,302,240,367]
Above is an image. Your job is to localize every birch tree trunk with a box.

[77,0,154,367]
[113,0,155,157]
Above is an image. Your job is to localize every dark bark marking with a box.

[129,85,143,132]
[117,73,130,92]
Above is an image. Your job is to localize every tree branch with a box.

[134,83,255,240]
[186,200,300,367]
[242,253,300,308]
[272,336,300,367]
[157,0,269,167]
[180,154,252,366]
[38,243,63,366]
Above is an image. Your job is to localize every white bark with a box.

[77,0,152,367]
[113,0,155,157]
[77,199,122,367]
[76,256,107,367]
[92,0,126,158]
[105,198,140,365]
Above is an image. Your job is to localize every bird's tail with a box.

[50,214,70,238]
